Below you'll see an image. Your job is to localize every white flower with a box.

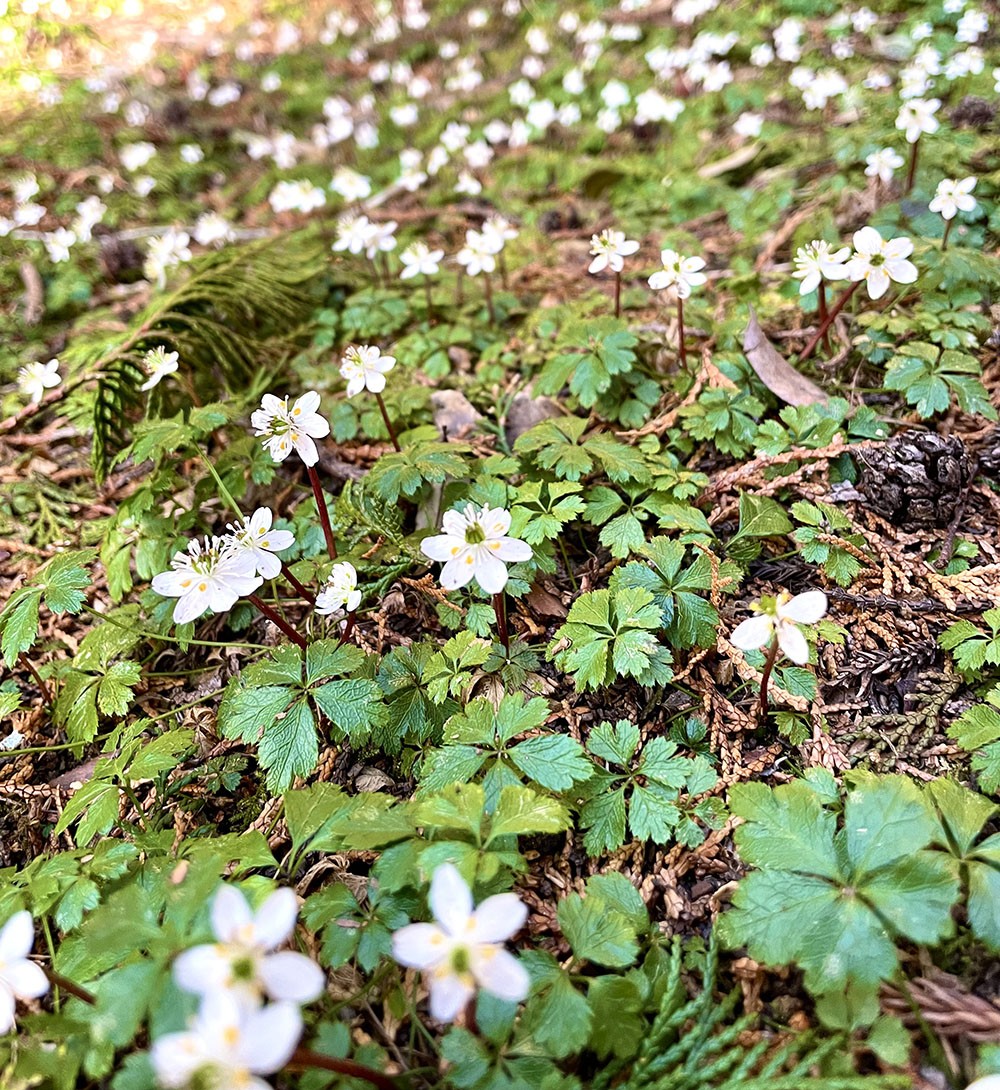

[133,175,156,198]
[144,229,192,288]
[895,98,940,143]
[340,344,396,398]
[332,212,375,255]
[315,562,362,616]
[846,226,918,300]
[967,1079,1000,1090]
[150,991,301,1090]
[730,590,828,666]
[268,180,326,214]
[180,143,204,164]
[421,502,532,594]
[791,241,850,296]
[482,215,518,249]
[17,358,61,403]
[251,391,330,467]
[455,171,482,196]
[72,195,106,241]
[733,112,763,138]
[12,173,39,204]
[0,911,49,1035]
[119,140,157,172]
[399,242,443,279]
[193,212,235,247]
[364,220,397,260]
[172,885,323,1008]
[139,347,180,391]
[330,167,371,202]
[588,229,640,275]
[456,229,500,277]
[152,537,262,625]
[864,147,904,185]
[44,227,75,263]
[956,8,987,42]
[648,249,707,298]
[391,863,529,1023]
[226,508,295,580]
[929,177,978,221]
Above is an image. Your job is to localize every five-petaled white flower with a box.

[332,212,375,255]
[152,537,262,625]
[456,229,501,277]
[150,991,302,1090]
[588,229,639,274]
[340,344,397,397]
[173,885,324,1009]
[17,358,61,403]
[929,177,978,221]
[846,226,918,300]
[140,347,180,392]
[391,863,530,1023]
[895,98,940,143]
[421,502,532,594]
[251,391,330,466]
[145,228,192,288]
[864,147,904,185]
[315,562,362,616]
[648,249,707,298]
[791,241,850,296]
[730,590,828,665]
[399,242,444,279]
[225,508,295,579]
[0,911,49,1036]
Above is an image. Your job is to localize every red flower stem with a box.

[493,592,509,651]
[19,653,53,704]
[941,218,954,252]
[281,563,315,605]
[614,271,622,318]
[817,281,831,352]
[483,271,496,324]
[499,249,510,290]
[287,1047,398,1090]
[905,137,919,195]
[424,278,433,313]
[456,266,464,306]
[757,636,780,720]
[374,391,401,452]
[44,967,95,1005]
[336,611,356,648]
[677,296,687,368]
[799,280,861,362]
[306,464,337,560]
[247,594,307,650]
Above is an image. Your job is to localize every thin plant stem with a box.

[374,391,401,451]
[557,537,578,593]
[287,1047,398,1090]
[306,464,337,560]
[281,563,315,605]
[614,271,622,318]
[336,611,357,648]
[247,593,307,649]
[499,249,510,290]
[19,653,53,704]
[456,266,464,306]
[677,295,687,368]
[905,137,919,195]
[423,277,433,314]
[44,968,96,1006]
[817,280,831,352]
[799,280,861,361]
[493,592,509,652]
[941,218,954,251]
[757,637,780,720]
[483,271,496,324]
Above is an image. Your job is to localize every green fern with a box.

[596,941,908,1090]
[61,232,326,481]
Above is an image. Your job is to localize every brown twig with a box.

[287,1047,398,1090]
[19,653,53,705]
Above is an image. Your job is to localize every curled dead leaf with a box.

[743,307,827,406]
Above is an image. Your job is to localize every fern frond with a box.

[62,232,326,482]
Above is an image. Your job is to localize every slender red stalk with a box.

[677,296,687,368]
[499,249,510,290]
[905,138,919,195]
[493,592,509,652]
[44,968,95,1005]
[456,266,464,306]
[19,653,53,704]
[757,637,780,720]
[287,1047,398,1090]
[281,563,315,605]
[336,612,356,648]
[798,280,861,361]
[247,594,307,649]
[306,464,337,560]
[817,281,831,352]
[614,271,622,318]
[941,218,954,252]
[374,391,401,451]
[424,277,433,314]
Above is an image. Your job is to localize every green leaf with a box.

[488,786,570,840]
[36,549,95,613]
[96,660,142,717]
[510,735,593,792]
[733,493,793,540]
[557,892,639,968]
[257,698,318,792]
[0,591,41,667]
[588,719,640,766]
[312,678,386,744]
[844,773,935,875]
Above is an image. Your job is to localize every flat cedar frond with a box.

[60,232,326,482]
[594,940,908,1090]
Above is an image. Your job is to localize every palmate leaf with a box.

[61,233,326,481]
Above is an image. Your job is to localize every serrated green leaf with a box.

[557,892,639,967]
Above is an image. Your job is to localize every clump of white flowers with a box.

[151,537,262,625]
[251,391,330,467]
[392,863,530,1023]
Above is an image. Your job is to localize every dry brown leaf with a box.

[743,307,828,406]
